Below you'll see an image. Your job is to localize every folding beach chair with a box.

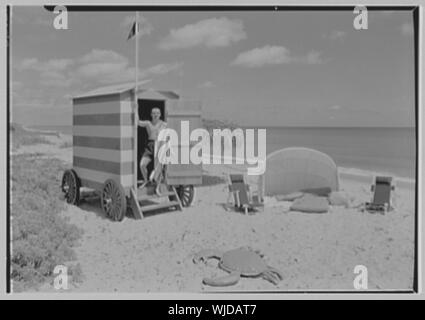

[364,176,395,214]
[226,174,263,214]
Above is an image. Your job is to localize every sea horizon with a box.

[24,124,416,180]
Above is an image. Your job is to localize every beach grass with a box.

[10,125,83,292]
[59,140,73,149]
[10,123,53,149]
[202,118,238,133]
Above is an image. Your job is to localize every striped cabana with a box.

[71,81,181,196]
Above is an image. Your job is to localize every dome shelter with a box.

[264,147,339,196]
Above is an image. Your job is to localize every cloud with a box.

[16,49,183,88]
[232,46,291,67]
[13,98,56,109]
[16,58,74,87]
[159,17,246,50]
[18,58,39,70]
[401,22,414,36]
[18,58,73,71]
[79,49,127,64]
[121,14,153,37]
[17,58,71,72]
[74,49,183,84]
[329,105,341,110]
[44,59,74,70]
[75,49,131,84]
[198,81,216,88]
[14,49,183,118]
[75,65,136,84]
[40,70,73,87]
[231,45,324,67]
[305,51,324,64]
[12,85,70,111]
[142,62,183,76]
[323,30,347,41]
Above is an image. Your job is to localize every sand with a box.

[17,133,416,292]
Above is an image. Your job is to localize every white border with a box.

[1,0,423,300]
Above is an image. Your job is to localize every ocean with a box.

[29,125,416,179]
[264,127,416,179]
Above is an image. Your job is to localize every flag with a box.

[127,21,138,40]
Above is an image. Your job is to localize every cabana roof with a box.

[73,80,179,100]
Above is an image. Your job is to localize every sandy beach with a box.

[15,132,416,292]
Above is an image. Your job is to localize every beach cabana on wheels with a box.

[61,82,202,221]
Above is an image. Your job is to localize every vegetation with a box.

[10,123,52,149]
[202,118,240,154]
[10,125,83,292]
[59,140,73,149]
[202,118,238,134]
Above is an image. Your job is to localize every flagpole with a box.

[133,11,139,192]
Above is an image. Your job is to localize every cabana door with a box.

[137,98,166,181]
[165,99,202,186]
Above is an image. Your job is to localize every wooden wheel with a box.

[61,169,80,205]
[176,185,195,207]
[101,179,127,222]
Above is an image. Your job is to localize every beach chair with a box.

[364,176,395,213]
[226,174,263,214]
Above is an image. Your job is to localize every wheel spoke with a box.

[101,179,126,222]
[106,182,112,195]
[177,185,193,207]
[64,174,71,200]
[62,170,80,205]
[68,175,73,201]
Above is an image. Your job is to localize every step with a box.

[137,184,156,193]
[137,190,176,201]
[140,200,181,212]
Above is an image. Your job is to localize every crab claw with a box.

[263,273,280,285]
[262,268,284,285]
[193,249,223,264]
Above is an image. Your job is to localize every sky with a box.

[10,7,416,127]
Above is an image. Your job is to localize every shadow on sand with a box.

[201,174,226,187]
[76,196,180,220]
[64,172,226,221]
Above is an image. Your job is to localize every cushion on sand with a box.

[290,194,329,213]
[275,192,304,201]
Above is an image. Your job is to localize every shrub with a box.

[59,140,73,149]
[14,135,52,148]
[10,123,53,149]
[10,154,83,291]
[202,118,238,135]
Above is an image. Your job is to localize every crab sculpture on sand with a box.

[193,247,283,286]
